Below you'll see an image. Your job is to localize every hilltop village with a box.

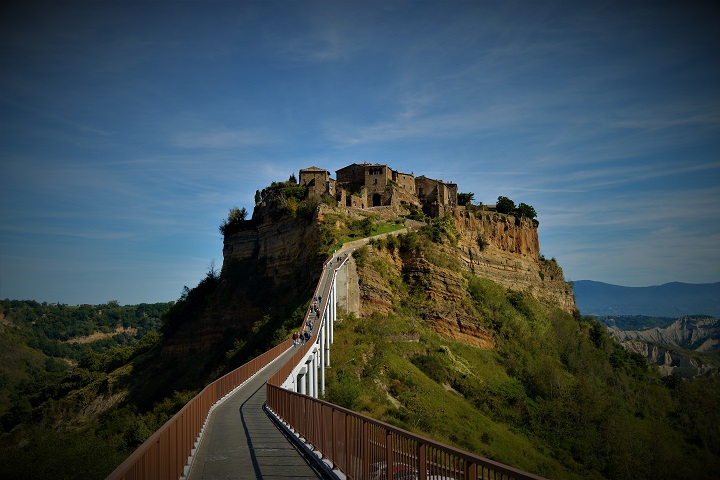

[299,163,459,218]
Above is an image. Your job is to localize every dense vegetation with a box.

[322,221,720,479]
[0,300,171,478]
[496,195,537,220]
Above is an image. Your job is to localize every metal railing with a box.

[266,375,544,480]
[106,339,291,480]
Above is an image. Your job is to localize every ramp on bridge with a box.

[186,346,329,480]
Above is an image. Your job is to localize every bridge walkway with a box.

[186,345,328,480]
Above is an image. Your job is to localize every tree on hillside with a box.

[457,192,475,206]
[516,202,537,219]
[289,173,297,184]
[218,207,248,235]
[496,196,516,215]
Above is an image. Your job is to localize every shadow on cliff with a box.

[119,249,322,412]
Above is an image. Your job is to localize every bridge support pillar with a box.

[297,366,307,395]
[324,310,331,367]
[330,278,336,344]
[319,327,326,397]
[309,352,317,398]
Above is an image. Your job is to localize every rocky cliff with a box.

[609,316,720,349]
[619,340,716,377]
[609,316,720,376]
[222,214,323,289]
[164,204,574,357]
[452,209,575,313]
[161,212,325,357]
[352,207,575,349]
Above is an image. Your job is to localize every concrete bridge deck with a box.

[186,246,361,479]
[186,346,329,480]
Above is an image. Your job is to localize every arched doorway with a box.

[372,193,382,207]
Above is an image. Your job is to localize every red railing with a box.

[106,255,336,480]
[106,339,291,480]
[266,376,544,480]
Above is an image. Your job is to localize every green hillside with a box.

[0,277,310,478]
[321,230,720,479]
[0,301,173,478]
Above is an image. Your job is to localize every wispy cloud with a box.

[539,185,720,230]
[172,129,277,149]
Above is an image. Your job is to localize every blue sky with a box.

[1,0,718,305]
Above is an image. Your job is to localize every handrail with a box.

[265,385,545,480]
[106,339,291,480]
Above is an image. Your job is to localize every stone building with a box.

[336,163,419,209]
[300,162,458,217]
[299,166,335,197]
[415,175,458,217]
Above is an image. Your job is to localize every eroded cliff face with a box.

[222,215,323,289]
[165,205,574,357]
[354,208,575,350]
[161,213,324,357]
[609,316,720,348]
[221,206,574,319]
[620,340,716,377]
[453,209,575,313]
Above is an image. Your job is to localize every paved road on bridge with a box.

[187,251,355,479]
[186,346,330,480]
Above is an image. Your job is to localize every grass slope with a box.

[323,232,720,480]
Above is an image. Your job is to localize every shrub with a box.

[516,202,537,219]
[477,235,489,251]
[297,195,321,219]
[399,231,424,253]
[353,246,369,268]
[496,196,516,215]
[218,207,248,235]
[325,375,361,410]
[423,213,458,246]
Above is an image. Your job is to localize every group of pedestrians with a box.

[292,329,311,347]
[326,252,348,269]
[293,250,348,348]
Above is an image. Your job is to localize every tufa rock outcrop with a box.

[166,199,574,357]
[353,207,575,349]
[161,211,325,357]
[453,209,575,313]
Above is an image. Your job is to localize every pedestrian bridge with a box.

[107,239,544,480]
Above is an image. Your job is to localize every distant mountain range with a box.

[573,280,720,318]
